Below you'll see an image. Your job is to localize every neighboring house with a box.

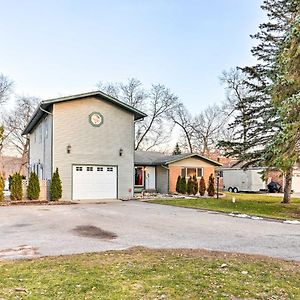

[22,91,146,200]
[0,156,25,179]
[134,151,222,193]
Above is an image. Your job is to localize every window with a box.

[135,167,144,186]
[97,167,103,171]
[76,167,83,171]
[181,167,203,178]
[107,167,113,172]
[197,168,203,177]
[87,167,93,171]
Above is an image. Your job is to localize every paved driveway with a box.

[0,201,299,260]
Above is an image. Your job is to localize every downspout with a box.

[38,104,53,182]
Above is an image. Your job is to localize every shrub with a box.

[199,176,206,196]
[192,175,198,195]
[180,176,187,194]
[187,176,193,195]
[50,168,62,201]
[0,176,4,201]
[10,173,23,201]
[176,175,181,193]
[207,173,215,197]
[8,175,13,190]
[27,172,40,200]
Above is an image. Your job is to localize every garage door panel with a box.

[72,165,117,200]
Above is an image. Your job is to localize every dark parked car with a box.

[267,181,281,193]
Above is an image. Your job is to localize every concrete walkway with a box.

[0,201,299,260]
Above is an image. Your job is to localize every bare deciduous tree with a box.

[96,78,178,150]
[135,84,177,150]
[168,103,194,153]
[192,104,227,155]
[0,74,13,106]
[5,96,39,173]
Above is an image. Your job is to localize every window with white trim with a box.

[107,167,113,172]
[76,167,83,171]
[87,167,93,171]
[181,167,203,178]
[97,167,103,171]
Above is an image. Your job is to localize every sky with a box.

[0,0,265,112]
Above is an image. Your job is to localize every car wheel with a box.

[228,187,233,193]
[233,187,239,193]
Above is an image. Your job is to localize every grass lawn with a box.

[0,248,299,299]
[150,193,300,220]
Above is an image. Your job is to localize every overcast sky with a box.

[0,0,264,111]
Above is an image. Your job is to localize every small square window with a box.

[97,167,103,171]
[107,167,113,172]
[76,167,83,171]
[197,168,203,177]
[87,167,93,171]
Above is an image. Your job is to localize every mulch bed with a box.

[0,200,75,206]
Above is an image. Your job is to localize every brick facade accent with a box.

[168,165,217,193]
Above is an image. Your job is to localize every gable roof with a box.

[22,91,147,135]
[134,151,222,167]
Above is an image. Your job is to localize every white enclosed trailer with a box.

[222,168,266,193]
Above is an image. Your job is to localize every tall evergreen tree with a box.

[27,172,40,200]
[199,176,206,196]
[219,0,299,203]
[264,14,300,203]
[187,176,193,195]
[10,173,23,201]
[0,176,4,201]
[207,174,215,197]
[192,175,198,195]
[180,176,187,194]
[50,168,62,201]
[176,175,181,193]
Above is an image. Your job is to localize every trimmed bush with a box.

[199,176,206,196]
[10,173,23,201]
[187,176,193,195]
[50,168,62,201]
[192,175,198,195]
[176,175,181,193]
[180,176,187,194]
[27,172,40,200]
[0,176,4,201]
[207,173,215,197]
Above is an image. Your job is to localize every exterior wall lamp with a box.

[119,148,123,156]
[67,144,71,154]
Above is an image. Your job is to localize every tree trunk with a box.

[282,167,293,204]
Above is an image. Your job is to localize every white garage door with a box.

[72,165,117,200]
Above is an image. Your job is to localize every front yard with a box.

[150,193,300,220]
[0,247,299,299]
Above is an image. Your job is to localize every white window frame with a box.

[181,167,203,178]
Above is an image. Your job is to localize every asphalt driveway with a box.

[0,201,299,260]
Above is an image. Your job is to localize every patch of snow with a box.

[283,220,300,225]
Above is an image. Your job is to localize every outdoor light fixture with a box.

[119,148,123,156]
[67,144,71,154]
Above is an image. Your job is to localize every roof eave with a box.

[166,154,222,167]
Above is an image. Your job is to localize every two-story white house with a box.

[22,91,146,200]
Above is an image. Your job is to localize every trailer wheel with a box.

[228,187,233,192]
[233,187,239,193]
